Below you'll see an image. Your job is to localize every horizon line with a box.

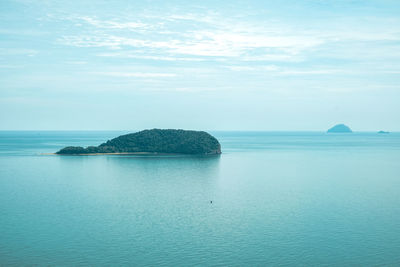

[0,129,397,133]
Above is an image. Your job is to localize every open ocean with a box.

[1,131,400,266]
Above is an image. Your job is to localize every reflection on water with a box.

[56,154,221,182]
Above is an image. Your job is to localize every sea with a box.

[0,131,400,266]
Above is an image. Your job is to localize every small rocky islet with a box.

[378,130,389,134]
[56,129,221,155]
[327,124,353,133]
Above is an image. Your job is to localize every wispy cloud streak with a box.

[92,72,177,78]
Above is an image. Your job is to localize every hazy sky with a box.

[1,0,399,131]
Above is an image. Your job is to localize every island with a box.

[327,124,353,133]
[378,130,389,134]
[56,129,221,155]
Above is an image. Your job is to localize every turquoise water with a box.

[1,131,400,266]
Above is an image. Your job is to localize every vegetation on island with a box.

[56,129,221,155]
[327,124,352,133]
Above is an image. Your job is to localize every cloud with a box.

[0,48,38,56]
[96,52,207,61]
[0,64,22,69]
[59,31,322,59]
[91,72,177,78]
[226,65,279,71]
[78,16,150,30]
[65,60,87,65]
[57,14,325,61]
[277,70,340,75]
[50,9,400,81]
[224,65,340,75]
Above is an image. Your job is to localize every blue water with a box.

[1,131,400,266]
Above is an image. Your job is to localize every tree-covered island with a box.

[56,129,221,155]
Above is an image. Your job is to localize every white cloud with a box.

[54,11,400,72]
[381,71,400,74]
[278,70,340,75]
[226,65,279,71]
[91,72,177,78]
[0,48,38,56]
[97,52,206,61]
[59,31,322,59]
[65,60,87,65]
[70,16,151,31]
[57,14,325,60]
[0,64,22,69]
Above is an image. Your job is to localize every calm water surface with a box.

[1,131,400,266]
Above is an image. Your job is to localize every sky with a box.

[0,0,399,131]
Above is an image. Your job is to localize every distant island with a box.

[378,131,389,134]
[327,124,353,133]
[56,129,221,155]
